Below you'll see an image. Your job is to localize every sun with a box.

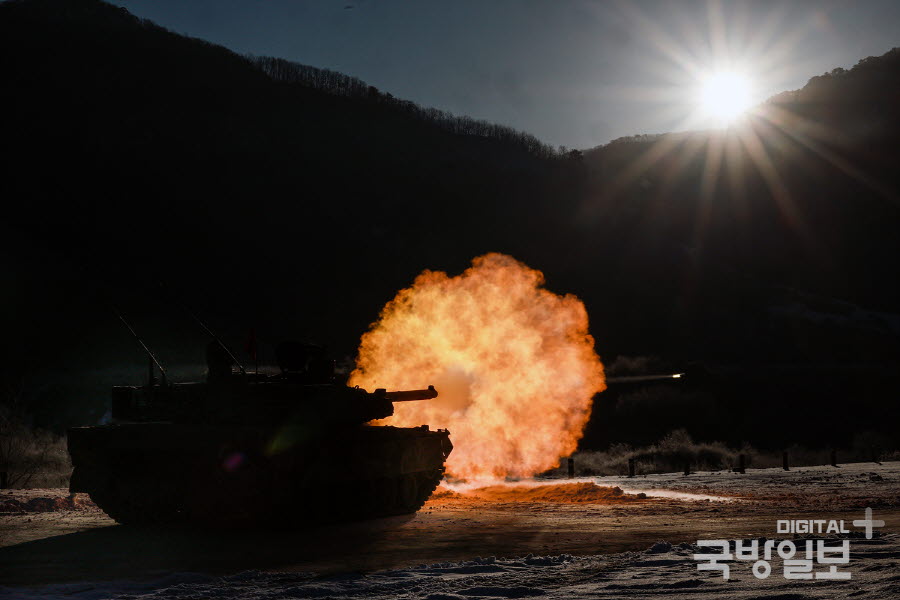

[697,70,754,124]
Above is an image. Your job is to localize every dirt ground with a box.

[1,461,898,587]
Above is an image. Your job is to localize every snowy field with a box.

[3,534,897,599]
[1,461,898,599]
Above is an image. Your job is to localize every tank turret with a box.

[108,368,440,426]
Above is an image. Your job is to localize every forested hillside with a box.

[2,0,899,447]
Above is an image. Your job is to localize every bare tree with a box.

[0,376,69,489]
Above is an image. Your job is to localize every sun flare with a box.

[697,70,753,124]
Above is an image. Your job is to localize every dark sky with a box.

[112,0,900,149]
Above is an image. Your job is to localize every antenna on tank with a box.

[159,282,246,376]
[185,307,247,377]
[111,305,168,386]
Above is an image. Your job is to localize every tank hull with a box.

[68,423,451,527]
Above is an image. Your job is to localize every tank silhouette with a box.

[68,336,452,527]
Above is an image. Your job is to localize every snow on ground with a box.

[578,459,900,511]
[3,533,897,599]
[1,462,897,598]
[590,460,897,498]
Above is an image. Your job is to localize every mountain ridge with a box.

[2,0,899,445]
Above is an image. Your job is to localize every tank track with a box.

[87,478,185,525]
[84,467,445,527]
[70,423,451,527]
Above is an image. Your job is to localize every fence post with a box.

[628,458,635,478]
[830,449,838,467]
[737,454,746,474]
[567,457,575,479]
[783,451,789,471]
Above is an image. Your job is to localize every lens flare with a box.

[349,253,606,481]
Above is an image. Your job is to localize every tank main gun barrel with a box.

[377,385,439,402]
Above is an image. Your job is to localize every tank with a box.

[67,340,452,527]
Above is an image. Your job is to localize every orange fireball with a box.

[350,253,605,480]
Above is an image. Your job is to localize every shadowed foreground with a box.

[1,462,898,587]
